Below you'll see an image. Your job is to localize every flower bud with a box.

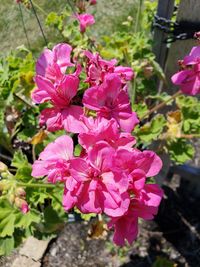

[15,197,29,214]
[0,162,8,173]
[21,202,30,214]
[1,171,9,179]
[90,0,97,5]
[15,187,26,198]
[8,193,15,205]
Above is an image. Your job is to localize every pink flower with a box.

[114,149,163,179]
[36,43,74,82]
[83,74,139,132]
[78,116,136,150]
[32,74,84,132]
[108,184,163,246]
[63,142,130,216]
[21,202,30,214]
[76,13,95,33]
[85,50,116,85]
[171,46,200,95]
[114,66,135,83]
[108,204,138,246]
[85,51,134,85]
[89,0,97,5]
[31,135,74,183]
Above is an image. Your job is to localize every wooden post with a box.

[153,0,175,70]
[165,0,200,94]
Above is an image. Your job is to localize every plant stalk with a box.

[17,182,63,189]
[141,90,181,120]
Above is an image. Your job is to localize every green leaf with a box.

[14,210,41,229]
[42,206,64,233]
[0,201,15,237]
[132,102,148,119]
[153,256,175,267]
[167,139,195,164]
[11,150,32,181]
[74,144,82,156]
[75,208,96,221]
[11,150,28,169]
[0,236,14,256]
[135,115,166,143]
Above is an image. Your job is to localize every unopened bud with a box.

[0,162,8,173]
[1,171,9,179]
[194,31,200,41]
[15,197,29,214]
[8,194,15,205]
[15,187,26,198]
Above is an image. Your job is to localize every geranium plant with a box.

[0,0,200,255]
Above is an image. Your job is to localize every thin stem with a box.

[0,152,12,162]
[178,134,200,139]
[32,144,36,162]
[31,0,48,16]
[14,93,35,108]
[131,76,137,105]
[17,182,63,189]
[66,0,77,16]
[29,0,48,46]
[141,90,181,120]
[98,214,103,221]
[18,3,31,50]
[134,0,143,33]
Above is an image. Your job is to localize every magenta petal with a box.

[139,151,163,177]
[31,87,51,104]
[115,110,139,132]
[31,160,49,178]
[36,48,53,77]
[69,158,89,182]
[58,75,79,101]
[62,105,84,133]
[53,43,74,71]
[39,108,64,132]
[171,70,192,85]
[39,135,74,161]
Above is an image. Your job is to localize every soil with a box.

[41,174,200,267]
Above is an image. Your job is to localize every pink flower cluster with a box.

[76,13,95,33]
[31,43,163,246]
[172,46,200,95]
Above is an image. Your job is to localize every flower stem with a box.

[17,182,63,189]
[134,0,143,33]
[141,90,181,120]
[31,0,48,16]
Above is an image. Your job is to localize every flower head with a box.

[76,13,95,33]
[171,46,200,95]
[83,74,139,132]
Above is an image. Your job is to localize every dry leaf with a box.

[88,220,107,239]
[30,130,47,145]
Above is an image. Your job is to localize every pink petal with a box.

[39,108,64,132]
[36,48,53,77]
[39,135,74,161]
[62,105,84,133]
[53,43,74,71]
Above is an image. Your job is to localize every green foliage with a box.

[0,237,15,256]
[176,95,200,134]
[135,115,166,144]
[167,139,195,164]
[152,256,176,267]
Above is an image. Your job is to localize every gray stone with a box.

[19,237,50,261]
[12,255,41,267]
